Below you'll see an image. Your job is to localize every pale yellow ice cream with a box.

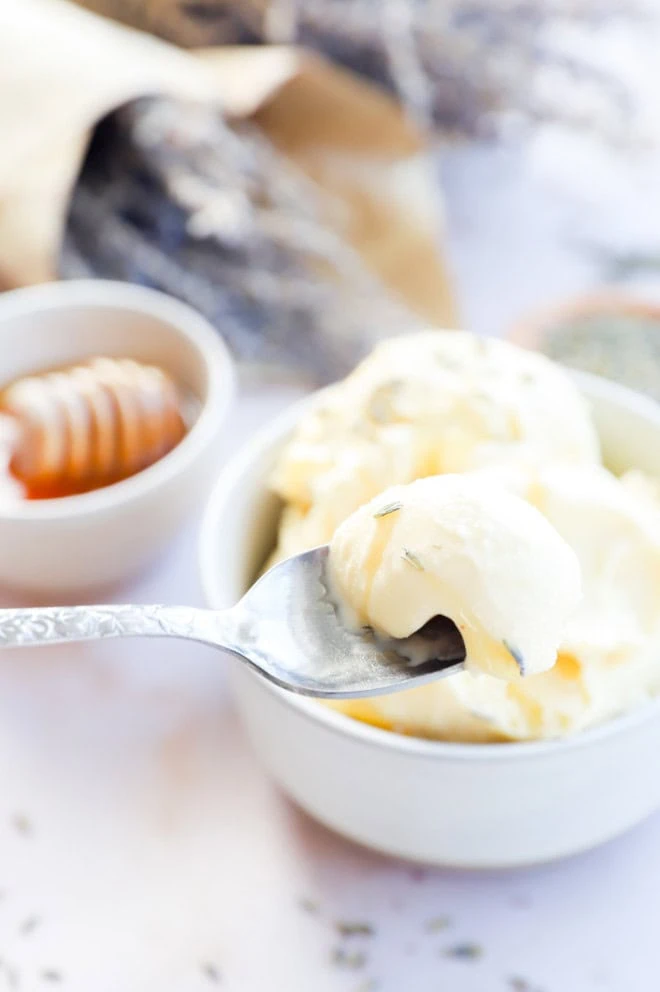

[269,330,660,741]
[270,331,600,562]
[326,462,660,741]
[328,475,581,681]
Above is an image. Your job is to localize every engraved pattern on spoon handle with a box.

[0,605,212,648]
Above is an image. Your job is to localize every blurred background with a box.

[5,0,660,390]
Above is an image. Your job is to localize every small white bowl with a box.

[0,280,234,595]
[200,372,660,868]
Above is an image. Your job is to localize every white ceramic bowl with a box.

[200,372,660,868]
[0,280,234,595]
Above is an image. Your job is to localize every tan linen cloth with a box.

[0,0,456,326]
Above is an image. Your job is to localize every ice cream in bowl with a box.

[200,330,660,867]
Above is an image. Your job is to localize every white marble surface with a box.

[0,378,659,992]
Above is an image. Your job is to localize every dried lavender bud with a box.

[373,501,402,518]
[201,963,221,983]
[401,548,424,570]
[331,947,368,969]
[41,971,62,983]
[335,921,375,938]
[503,640,525,675]
[299,897,320,915]
[444,942,483,960]
[11,814,32,837]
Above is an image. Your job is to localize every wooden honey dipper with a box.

[0,357,187,499]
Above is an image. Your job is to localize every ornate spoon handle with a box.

[0,605,223,648]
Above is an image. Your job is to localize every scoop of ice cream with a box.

[476,462,660,667]
[331,463,660,741]
[271,331,600,560]
[327,474,582,680]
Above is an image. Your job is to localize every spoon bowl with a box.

[229,545,466,696]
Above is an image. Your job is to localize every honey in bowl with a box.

[0,357,191,499]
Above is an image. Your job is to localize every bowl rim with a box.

[0,280,235,520]
[199,367,660,763]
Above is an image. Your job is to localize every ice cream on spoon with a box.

[328,473,582,681]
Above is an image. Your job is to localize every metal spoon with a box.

[0,546,465,698]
